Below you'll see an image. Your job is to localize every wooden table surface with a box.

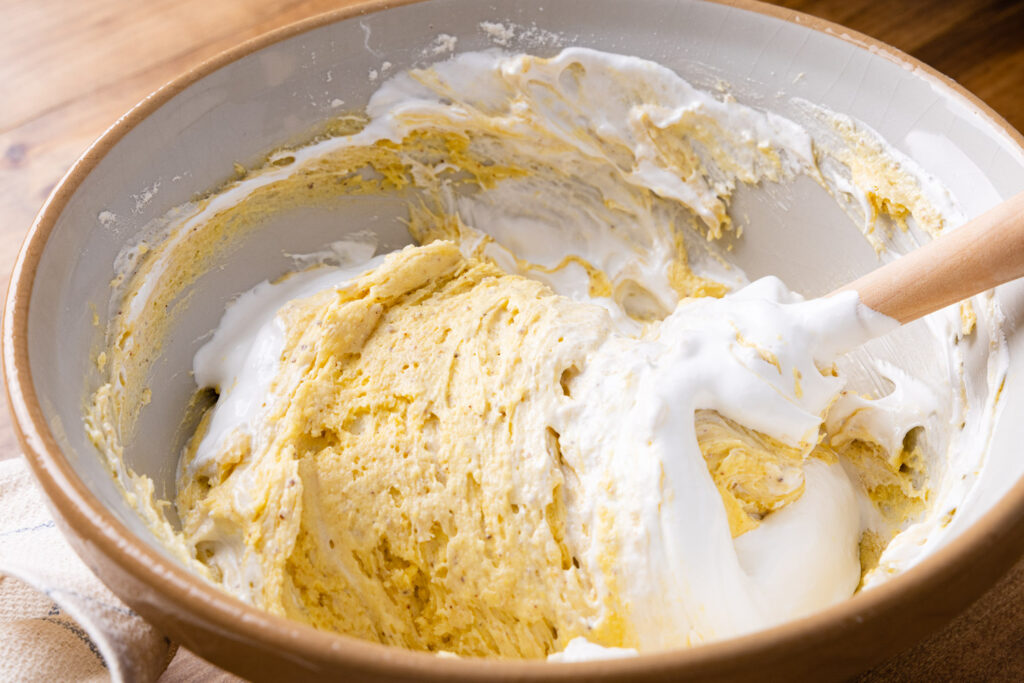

[2,0,1023,680]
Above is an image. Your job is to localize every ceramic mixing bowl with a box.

[6,0,1024,680]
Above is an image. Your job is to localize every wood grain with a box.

[1,0,1023,680]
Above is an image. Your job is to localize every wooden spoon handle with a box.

[834,190,1024,324]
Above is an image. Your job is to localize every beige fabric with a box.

[161,650,242,682]
[0,576,108,682]
[0,457,175,682]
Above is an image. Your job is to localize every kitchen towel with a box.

[0,456,175,682]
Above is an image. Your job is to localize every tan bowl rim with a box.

[5,0,1024,678]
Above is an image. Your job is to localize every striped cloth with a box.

[0,456,241,682]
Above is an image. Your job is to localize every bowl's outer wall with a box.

[7,0,1024,680]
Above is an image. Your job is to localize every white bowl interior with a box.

[28,0,1024,581]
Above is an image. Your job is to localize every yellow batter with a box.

[176,241,923,657]
[179,242,628,656]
